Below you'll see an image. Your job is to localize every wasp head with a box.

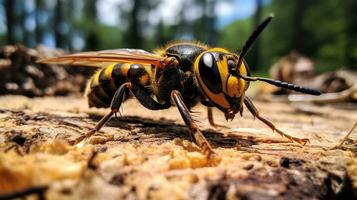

[194,14,320,121]
[194,48,250,120]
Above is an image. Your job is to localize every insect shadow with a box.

[88,113,258,148]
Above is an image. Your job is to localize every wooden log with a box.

[0,95,356,199]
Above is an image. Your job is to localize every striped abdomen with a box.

[85,63,152,108]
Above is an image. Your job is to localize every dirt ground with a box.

[0,95,356,200]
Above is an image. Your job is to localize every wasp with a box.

[40,15,320,157]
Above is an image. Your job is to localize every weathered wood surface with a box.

[0,95,356,199]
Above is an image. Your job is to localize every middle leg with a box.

[207,107,229,129]
[82,82,170,143]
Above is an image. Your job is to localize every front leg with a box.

[171,90,215,157]
[244,96,309,145]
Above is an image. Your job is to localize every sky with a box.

[216,0,258,27]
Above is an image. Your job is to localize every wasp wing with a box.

[38,49,165,68]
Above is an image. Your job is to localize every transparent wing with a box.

[38,49,165,68]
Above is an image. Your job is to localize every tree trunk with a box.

[206,0,216,46]
[5,0,16,44]
[293,0,306,53]
[35,0,46,45]
[344,0,357,68]
[125,0,142,48]
[83,0,99,50]
[54,0,66,49]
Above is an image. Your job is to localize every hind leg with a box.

[81,82,131,142]
[78,82,170,143]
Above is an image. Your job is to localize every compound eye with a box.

[199,52,222,94]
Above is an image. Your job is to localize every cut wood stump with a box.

[0,95,356,199]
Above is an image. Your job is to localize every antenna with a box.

[235,14,320,96]
[237,14,274,70]
[238,74,321,95]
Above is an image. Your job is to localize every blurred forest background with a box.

[1,0,356,73]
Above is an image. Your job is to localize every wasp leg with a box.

[207,107,229,129]
[244,96,310,145]
[130,83,171,110]
[171,90,214,157]
[83,82,131,140]
[81,82,171,143]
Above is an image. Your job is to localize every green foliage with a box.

[218,18,269,72]
[217,0,357,73]
[218,19,251,52]
[96,25,123,50]
[260,0,356,71]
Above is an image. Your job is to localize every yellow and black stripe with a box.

[85,63,152,108]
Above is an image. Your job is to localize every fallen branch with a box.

[288,86,357,104]
[333,121,357,149]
